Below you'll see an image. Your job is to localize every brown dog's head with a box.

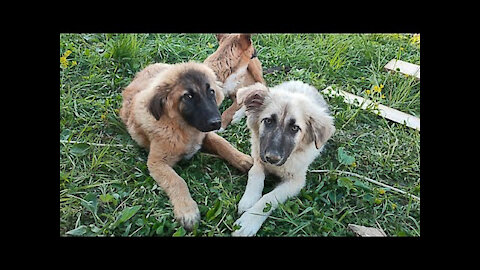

[204,34,264,84]
[148,62,224,132]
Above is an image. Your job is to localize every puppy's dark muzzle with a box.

[194,100,222,132]
[265,152,281,164]
[206,117,221,131]
[263,150,286,166]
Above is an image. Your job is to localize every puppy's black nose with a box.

[207,118,221,130]
[265,152,281,164]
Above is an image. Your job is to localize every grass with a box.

[60,33,420,237]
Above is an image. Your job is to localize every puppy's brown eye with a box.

[184,93,193,99]
[263,118,272,125]
[209,89,215,95]
[291,125,300,132]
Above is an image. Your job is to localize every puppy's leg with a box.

[220,100,243,131]
[147,148,200,231]
[232,177,306,236]
[231,106,246,125]
[202,132,253,172]
[238,161,265,214]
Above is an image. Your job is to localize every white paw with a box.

[216,127,225,133]
[232,211,266,237]
[238,192,261,215]
[231,107,246,125]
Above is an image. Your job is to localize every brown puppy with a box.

[119,61,252,230]
[204,34,265,131]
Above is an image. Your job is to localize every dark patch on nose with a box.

[178,68,222,132]
[265,151,281,164]
[207,117,221,130]
[259,105,298,166]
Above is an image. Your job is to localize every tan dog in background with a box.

[204,34,265,131]
[119,62,252,230]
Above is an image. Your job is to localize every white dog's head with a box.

[237,81,335,166]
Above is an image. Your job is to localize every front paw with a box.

[238,192,261,215]
[235,153,253,173]
[231,107,246,125]
[232,211,266,237]
[173,198,200,231]
[219,122,229,131]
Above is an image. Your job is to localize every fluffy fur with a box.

[119,61,252,230]
[203,34,265,131]
[232,81,335,236]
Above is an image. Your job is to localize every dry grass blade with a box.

[309,169,420,201]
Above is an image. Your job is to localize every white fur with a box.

[232,81,334,236]
[183,143,202,160]
[222,64,249,97]
[231,106,246,124]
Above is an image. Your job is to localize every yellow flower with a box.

[381,94,385,99]
[410,34,420,44]
[380,84,384,89]
[60,50,76,69]
[391,203,397,210]
[60,56,69,68]
[378,189,385,195]
[373,85,381,93]
[365,89,371,95]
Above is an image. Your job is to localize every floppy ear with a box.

[148,91,166,120]
[148,81,173,121]
[306,114,335,149]
[238,34,252,49]
[236,83,268,112]
[148,80,175,120]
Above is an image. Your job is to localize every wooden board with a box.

[348,224,387,237]
[384,59,420,80]
[321,86,420,131]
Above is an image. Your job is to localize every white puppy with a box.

[232,81,335,236]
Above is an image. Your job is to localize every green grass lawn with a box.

[59,33,420,237]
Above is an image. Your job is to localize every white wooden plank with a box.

[384,59,420,80]
[348,224,387,237]
[321,86,420,131]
